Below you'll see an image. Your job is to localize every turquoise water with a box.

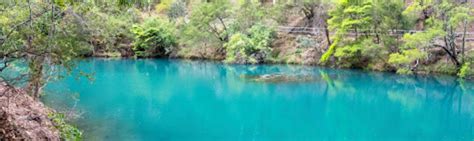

[44,59,474,141]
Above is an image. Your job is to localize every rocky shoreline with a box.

[0,84,60,140]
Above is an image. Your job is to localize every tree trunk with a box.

[27,58,45,99]
[324,24,331,49]
[435,44,461,66]
[461,20,467,63]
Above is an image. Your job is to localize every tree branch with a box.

[434,44,460,66]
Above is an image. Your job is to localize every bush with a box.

[177,1,231,56]
[388,48,427,74]
[49,113,82,141]
[155,0,174,13]
[458,62,473,79]
[418,60,458,75]
[81,5,140,55]
[131,19,177,57]
[296,35,318,48]
[225,24,275,64]
[167,0,186,20]
[333,39,387,69]
[334,43,363,68]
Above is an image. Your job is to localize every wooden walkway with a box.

[277,26,474,42]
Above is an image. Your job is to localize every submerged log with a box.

[240,74,319,83]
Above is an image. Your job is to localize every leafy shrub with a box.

[296,35,318,48]
[401,28,445,49]
[225,24,275,64]
[334,43,363,68]
[230,1,281,32]
[388,48,427,74]
[417,60,457,75]
[49,113,82,141]
[320,39,338,64]
[177,1,231,57]
[131,19,177,57]
[155,0,174,13]
[188,1,231,43]
[225,33,252,63]
[167,0,186,20]
[402,1,424,28]
[81,6,140,55]
[458,62,473,79]
[333,39,387,68]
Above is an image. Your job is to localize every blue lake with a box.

[43,59,474,141]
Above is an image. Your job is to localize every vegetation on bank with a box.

[1,0,474,98]
[48,112,83,141]
[0,0,473,139]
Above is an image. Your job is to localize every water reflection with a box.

[44,59,474,140]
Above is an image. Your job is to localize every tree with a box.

[388,48,428,74]
[188,1,231,43]
[0,1,89,98]
[131,19,177,57]
[420,2,474,67]
[298,0,332,48]
[225,24,275,64]
[167,0,187,20]
[81,4,140,56]
[178,1,232,57]
[320,0,374,64]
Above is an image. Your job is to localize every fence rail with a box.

[276,26,474,41]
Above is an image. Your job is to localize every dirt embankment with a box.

[0,84,60,140]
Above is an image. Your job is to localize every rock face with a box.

[0,84,60,141]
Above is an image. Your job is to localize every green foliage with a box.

[402,28,445,49]
[333,39,387,68]
[3,0,474,81]
[402,1,424,28]
[328,0,373,36]
[131,19,177,57]
[225,24,275,64]
[388,48,427,74]
[225,33,252,63]
[80,5,140,54]
[177,1,232,57]
[321,0,411,66]
[48,113,82,141]
[320,39,338,64]
[372,1,408,30]
[448,6,474,27]
[231,1,283,32]
[321,0,472,73]
[458,62,473,79]
[334,43,363,67]
[296,36,317,48]
[420,60,458,75]
[322,0,396,68]
[156,0,174,13]
[179,1,283,58]
[188,1,231,42]
[167,0,187,20]
[0,2,94,96]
